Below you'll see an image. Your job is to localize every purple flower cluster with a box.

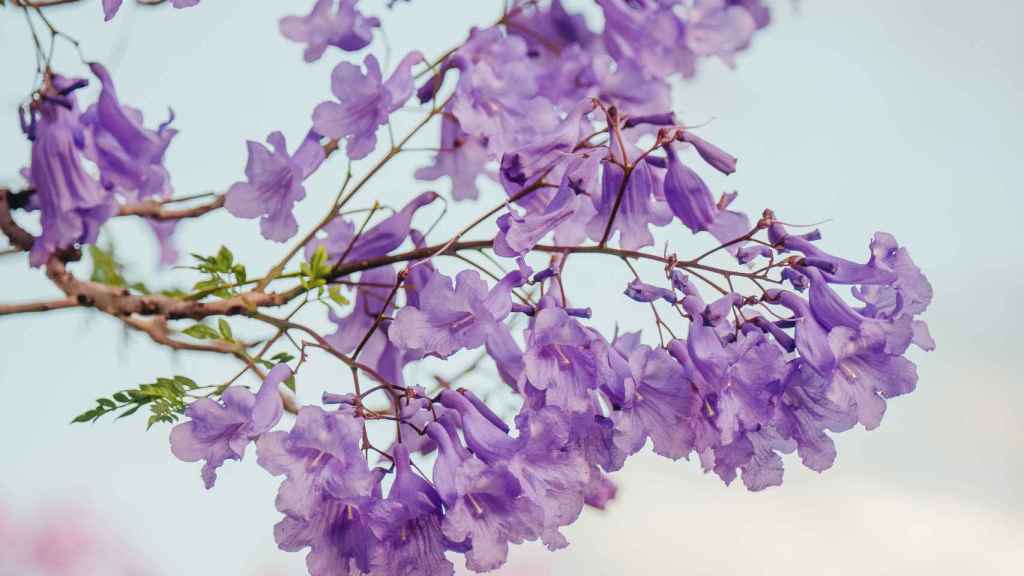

[414,0,767,201]
[37,1,933,575]
[20,65,179,265]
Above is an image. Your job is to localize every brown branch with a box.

[44,257,290,319]
[117,195,225,221]
[0,188,35,252]
[121,316,239,354]
[0,297,78,316]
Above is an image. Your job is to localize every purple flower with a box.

[313,52,423,160]
[82,63,177,202]
[506,407,589,550]
[325,267,409,388]
[623,278,677,304]
[367,444,453,576]
[103,0,199,21]
[25,75,116,267]
[680,131,737,175]
[225,130,325,242]
[773,362,857,473]
[826,326,918,430]
[662,141,717,233]
[610,343,697,459]
[257,406,382,575]
[521,307,602,414]
[586,142,672,249]
[169,364,287,489]
[425,422,543,572]
[389,269,523,359]
[445,28,557,158]
[304,190,438,265]
[414,109,490,201]
[598,0,759,78]
[280,0,380,62]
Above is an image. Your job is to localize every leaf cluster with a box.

[301,246,350,306]
[190,246,247,298]
[71,375,200,429]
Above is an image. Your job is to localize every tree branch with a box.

[117,195,226,221]
[0,297,78,316]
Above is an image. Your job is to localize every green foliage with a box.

[183,323,220,340]
[300,245,333,295]
[71,376,200,429]
[89,245,149,294]
[190,246,248,298]
[180,319,237,345]
[328,285,350,306]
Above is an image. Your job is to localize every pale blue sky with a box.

[1,1,1021,575]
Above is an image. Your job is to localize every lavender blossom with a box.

[257,406,381,575]
[225,130,326,242]
[388,269,524,359]
[170,364,287,489]
[104,0,199,21]
[280,0,380,62]
[313,52,423,160]
[82,63,177,202]
[25,75,116,267]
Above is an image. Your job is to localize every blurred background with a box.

[1,1,1021,574]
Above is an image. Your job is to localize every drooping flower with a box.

[586,137,672,250]
[661,141,717,233]
[169,364,287,489]
[225,130,326,242]
[313,52,423,160]
[81,63,177,202]
[25,74,117,267]
[367,444,454,576]
[258,406,383,575]
[280,0,380,62]
[425,422,543,572]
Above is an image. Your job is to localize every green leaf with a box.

[217,319,235,342]
[183,323,220,340]
[284,375,297,393]
[216,246,234,272]
[71,409,97,424]
[269,352,295,364]
[328,285,350,306]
